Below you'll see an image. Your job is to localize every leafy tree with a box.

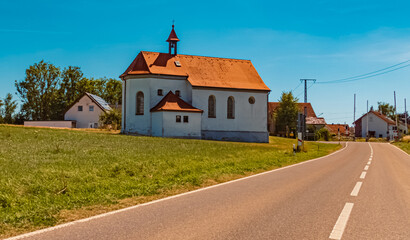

[99,109,121,130]
[104,78,122,105]
[15,60,61,120]
[275,92,299,137]
[3,93,17,124]
[377,102,395,119]
[0,99,3,123]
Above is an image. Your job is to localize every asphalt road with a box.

[7,142,410,240]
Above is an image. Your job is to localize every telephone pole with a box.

[300,79,316,141]
[366,100,369,141]
[353,94,356,140]
[405,98,408,134]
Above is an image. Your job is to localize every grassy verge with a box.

[393,136,410,154]
[0,125,341,238]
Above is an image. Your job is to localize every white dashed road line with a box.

[351,182,363,196]
[360,172,366,179]
[329,203,354,239]
[367,161,371,165]
[364,165,369,171]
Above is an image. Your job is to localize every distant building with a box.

[326,124,350,136]
[64,93,112,128]
[120,25,271,142]
[268,102,326,137]
[354,110,396,139]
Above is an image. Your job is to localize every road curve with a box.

[6,142,410,240]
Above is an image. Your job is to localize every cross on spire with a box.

[166,23,179,55]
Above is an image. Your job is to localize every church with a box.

[120,25,271,143]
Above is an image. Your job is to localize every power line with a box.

[291,82,303,92]
[317,60,410,84]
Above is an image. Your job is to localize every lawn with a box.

[393,136,410,154]
[0,125,341,237]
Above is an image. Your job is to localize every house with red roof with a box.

[354,110,397,139]
[120,25,270,142]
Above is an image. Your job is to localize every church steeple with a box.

[166,24,179,55]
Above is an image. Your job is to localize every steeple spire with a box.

[166,24,179,55]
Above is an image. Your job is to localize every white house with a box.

[120,25,271,142]
[64,93,112,128]
[354,110,397,139]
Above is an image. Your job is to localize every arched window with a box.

[227,96,235,119]
[208,95,216,118]
[136,91,144,115]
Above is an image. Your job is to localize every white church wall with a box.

[64,95,104,128]
[151,112,163,137]
[162,111,201,139]
[192,88,269,142]
[122,76,193,135]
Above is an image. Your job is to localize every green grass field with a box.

[0,125,341,237]
[393,136,410,154]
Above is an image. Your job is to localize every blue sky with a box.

[1,0,409,124]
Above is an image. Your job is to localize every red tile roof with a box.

[354,110,395,125]
[121,51,270,91]
[306,117,326,125]
[268,102,317,118]
[150,91,203,113]
[326,124,349,135]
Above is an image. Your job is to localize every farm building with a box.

[120,25,270,142]
[354,110,397,139]
[64,93,112,128]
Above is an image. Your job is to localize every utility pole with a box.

[300,79,316,142]
[405,98,408,134]
[394,91,398,139]
[353,94,356,141]
[366,100,369,141]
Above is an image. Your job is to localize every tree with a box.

[275,92,299,137]
[377,102,395,119]
[15,60,61,120]
[2,93,17,124]
[0,99,3,123]
[104,78,122,106]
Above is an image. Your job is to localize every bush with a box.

[99,109,121,130]
[315,128,330,141]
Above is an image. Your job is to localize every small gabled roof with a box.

[150,91,203,113]
[354,110,395,125]
[268,102,317,118]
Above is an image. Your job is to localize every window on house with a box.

[176,115,181,122]
[208,95,216,118]
[136,91,144,115]
[78,106,83,111]
[183,116,189,123]
[89,105,94,111]
[175,90,180,97]
[227,96,235,119]
[157,89,163,96]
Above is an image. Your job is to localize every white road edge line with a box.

[364,165,369,170]
[329,202,354,240]
[351,181,363,196]
[360,171,367,179]
[390,143,410,156]
[5,143,350,240]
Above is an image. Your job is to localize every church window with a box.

[175,90,180,96]
[208,95,216,118]
[227,96,235,119]
[176,115,181,122]
[157,89,163,96]
[183,116,189,123]
[136,91,144,115]
[248,96,255,104]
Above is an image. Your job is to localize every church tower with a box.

[166,24,179,55]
